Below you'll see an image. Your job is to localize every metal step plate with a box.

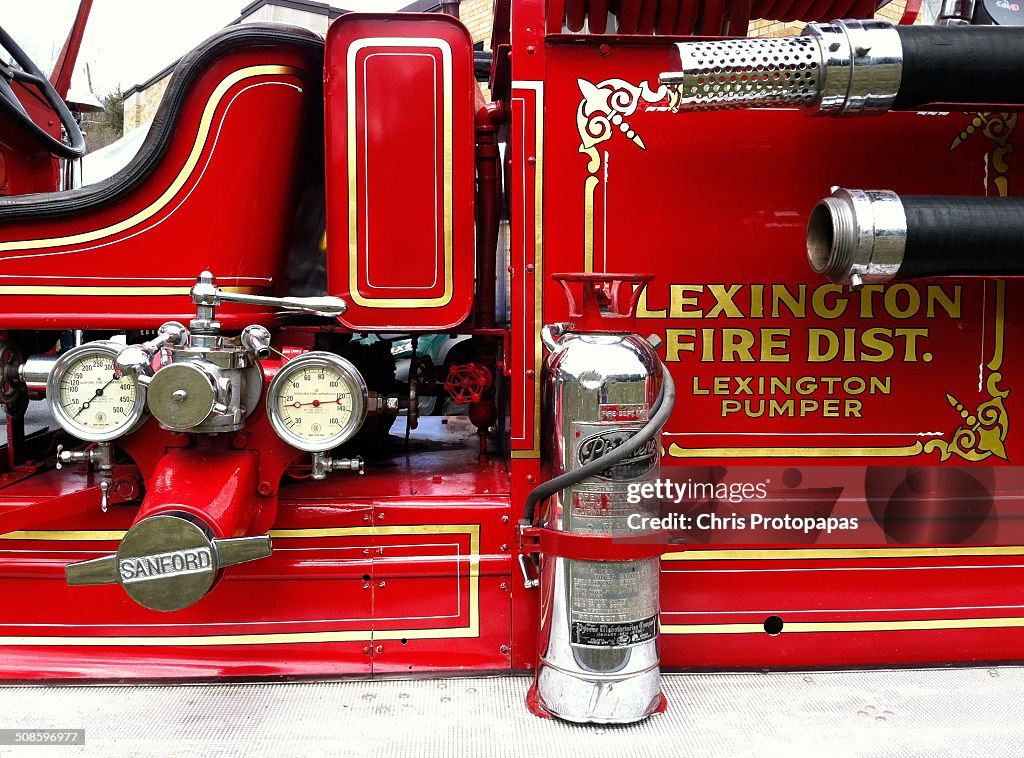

[0,668,1018,757]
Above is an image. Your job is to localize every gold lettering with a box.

[771,284,805,318]
[635,286,666,319]
[884,283,920,318]
[899,327,929,361]
[706,284,744,318]
[701,328,715,362]
[808,329,839,362]
[811,284,847,319]
[722,329,755,362]
[761,329,790,362]
[669,285,704,318]
[750,284,764,318]
[795,377,817,395]
[926,285,961,318]
[869,376,891,394]
[665,329,696,362]
[860,328,895,362]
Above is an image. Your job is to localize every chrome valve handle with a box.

[191,271,348,317]
[115,321,188,385]
[65,514,272,611]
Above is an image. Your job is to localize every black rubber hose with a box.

[893,26,1024,110]
[896,196,1024,279]
[523,366,677,525]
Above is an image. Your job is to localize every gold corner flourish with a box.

[950,112,1017,197]
[576,78,665,272]
[924,280,1010,462]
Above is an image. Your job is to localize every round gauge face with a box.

[46,342,147,442]
[266,352,368,452]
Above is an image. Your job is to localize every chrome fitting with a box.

[660,19,902,117]
[311,452,365,481]
[19,354,58,396]
[806,188,907,287]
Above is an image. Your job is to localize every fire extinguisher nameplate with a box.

[565,415,661,649]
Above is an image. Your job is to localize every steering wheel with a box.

[0,25,85,159]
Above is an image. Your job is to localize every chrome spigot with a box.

[56,441,115,512]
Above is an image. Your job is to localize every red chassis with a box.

[0,0,1020,683]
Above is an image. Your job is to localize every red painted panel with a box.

[0,43,319,330]
[325,14,476,331]
[523,35,1024,671]
[371,497,513,674]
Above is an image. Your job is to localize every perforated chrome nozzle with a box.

[660,19,903,116]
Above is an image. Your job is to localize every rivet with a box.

[526,474,536,483]
[525,369,535,379]
[500,645,510,655]
[527,156,536,165]
[375,645,384,654]
[526,45,536,55]
[598,43,611,56]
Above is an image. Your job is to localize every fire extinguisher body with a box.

[531,328,665,723]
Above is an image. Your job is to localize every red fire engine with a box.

[0,0,1021,725]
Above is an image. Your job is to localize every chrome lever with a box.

[191,271,347,316]
[65,514,273,611]
[116,321,188,385]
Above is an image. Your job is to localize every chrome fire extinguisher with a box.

[524,273,676,724]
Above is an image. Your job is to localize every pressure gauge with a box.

[46,341,147,442]
[266,352,368,452]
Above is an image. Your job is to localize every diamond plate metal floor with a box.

[0,668,1019,758]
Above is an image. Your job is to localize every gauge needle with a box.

[291,398,343,408]
[73,373,120,418]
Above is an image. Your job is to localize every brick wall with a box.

[123,74,171,134]
[459,0,494,48]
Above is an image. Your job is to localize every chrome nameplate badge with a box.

[119,547,213,583]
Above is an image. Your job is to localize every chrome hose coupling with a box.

[806,188,907,288]
[660,19,902,116]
